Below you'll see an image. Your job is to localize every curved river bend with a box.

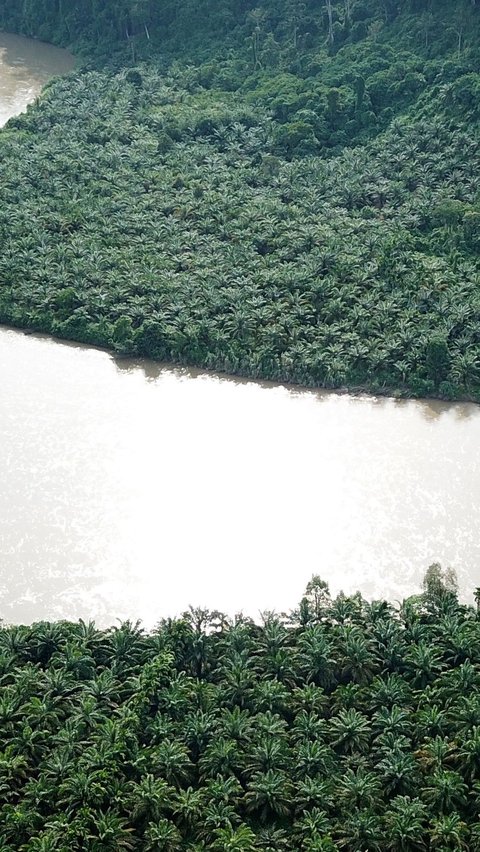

[0,31,74,125]
[0,34,479,627]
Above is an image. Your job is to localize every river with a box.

[0,33,479,628]
[0,31,74,126]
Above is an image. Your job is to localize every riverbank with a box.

[4,319,480,408]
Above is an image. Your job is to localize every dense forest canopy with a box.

[0,571,479,850]
[0,0,479,398]
[1,1,479,56]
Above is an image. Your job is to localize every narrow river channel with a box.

[0,33,479,627]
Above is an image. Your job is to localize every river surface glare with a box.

[0,34,479,627]
[1,329,479,627]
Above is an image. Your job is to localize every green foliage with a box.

[425,335,451,386]
[273,120,319,156]
[423,563,459,603]
[1,0,480,404]
[0,569,478,848]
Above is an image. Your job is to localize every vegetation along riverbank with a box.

[0,569,479,849]
[0,0,479,400]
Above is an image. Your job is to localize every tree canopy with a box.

[0,572,479,849]
[0,0,479,400]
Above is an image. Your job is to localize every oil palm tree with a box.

[211,823,256,852]
[405,643,445,689]
[416,736,455,773]
[87,809,136,851]
[216,707,253,744]
[218,656,256,709]
[428,812,468,849]
[339,629,379,685]
[250,679,290,715]
[196,800,240,843]
[172,786,204,832]
[422,769,468,814]
[129,774,176,827]
[254,825,290,851]
[294,739,335,780]
[144,818,183,852]
[336,767,382,810]
[368,674,412,712]
[372,705,412,739]
[198,738,245,781]
[291,708,327,742]
[293,807,333,847]
[183,709,216,760]
[329,709,371,754]
[383,795,428,851]
[150,739,193,787]
[335,808,383,851]
[375,749,420,797]
[416,704,448,740]
[298,627,335,689]
[245,769,293,822]
[457,727,480,782]
[294,773,336,812]
[243,736,289,777]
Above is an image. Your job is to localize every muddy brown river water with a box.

[0,31,74,126]
[0,33,479,627]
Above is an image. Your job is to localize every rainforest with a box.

[0,0,479,398]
